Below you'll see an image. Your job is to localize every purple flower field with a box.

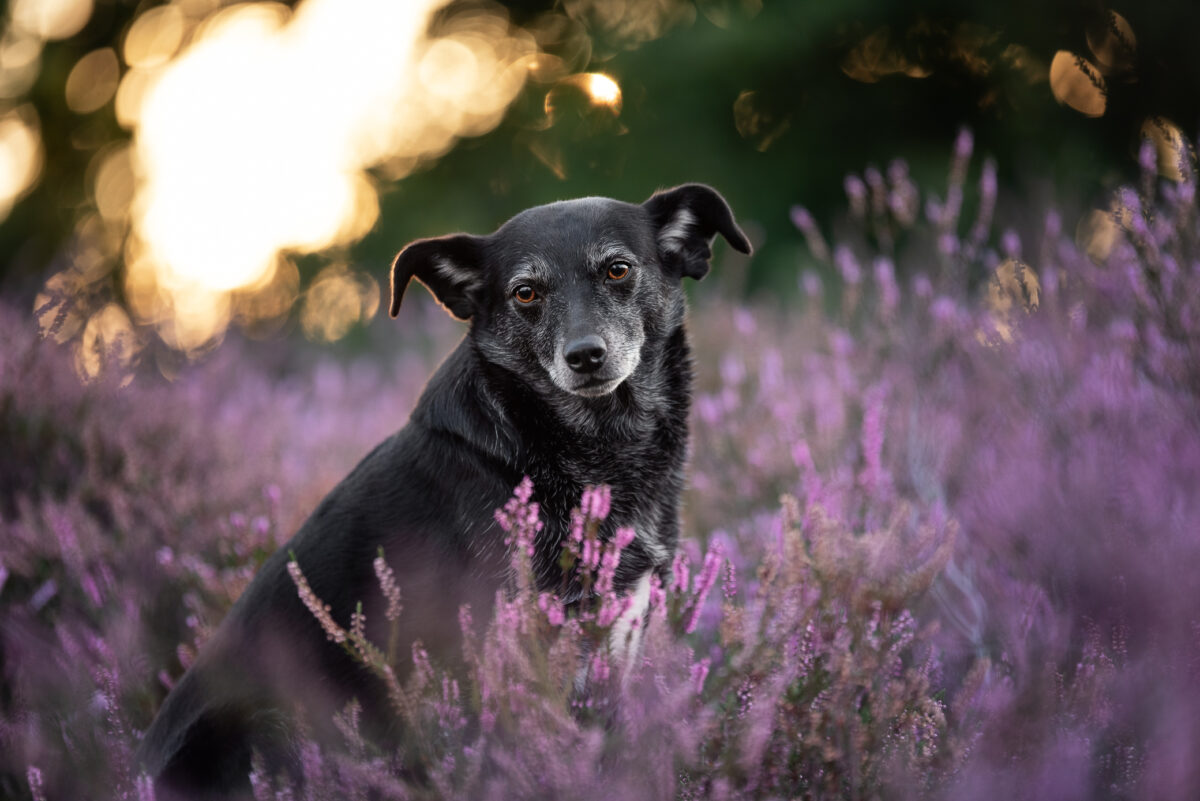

[4,136,1200,799]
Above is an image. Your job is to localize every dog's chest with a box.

[544,428,681,522]
[525,420,683,588]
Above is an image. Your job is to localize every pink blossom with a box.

[287,560,346,643]
[373,554,403,622]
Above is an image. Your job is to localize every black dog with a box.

[136,184,750,798]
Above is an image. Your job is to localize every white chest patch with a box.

[609,570,653,677]
[633,518,669,566]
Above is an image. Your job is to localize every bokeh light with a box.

[560,0,694,47]
[300,265,380,343]
[981,259,1040,344]
[64,48,120,114]
[1085,11,1135,74]
[1049,50,1106,117]
[0,105,42,222]
[106,0,540,354]
[123,5,187,69]
[733,90,789,152]
[4,0,1187,386]
[841,28,932,83]
[75,302,137,383]
[542,71,624,121]
[1140,116,1189,182]
[583,72,621,108]
[0,32,44,99]
[9,0,93,42]
[1075,208,1121,264]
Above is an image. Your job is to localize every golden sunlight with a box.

[123,5,187,69]
[65,48,120,114]
[120,0,538,352]
[300,265,380,343]
[0,33,43,99]
[0,105,42,222]
[9,0,93,42]
[583,72,622,108]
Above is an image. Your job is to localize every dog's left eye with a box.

[607,262,631,281]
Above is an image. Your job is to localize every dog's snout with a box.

[564,335,607,374]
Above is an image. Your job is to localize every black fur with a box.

[136,185,750,798]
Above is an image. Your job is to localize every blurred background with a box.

[1,0,1197,378]
[6,6,1200,797]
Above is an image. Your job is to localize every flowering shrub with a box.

[4,132,1200,799]
[273,475,956,800]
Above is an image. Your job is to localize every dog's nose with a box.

[564,335,607,374]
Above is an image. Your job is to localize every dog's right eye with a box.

[514,285,537,304]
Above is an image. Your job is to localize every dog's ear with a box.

[389,234,484,320]
[643,183,752,280]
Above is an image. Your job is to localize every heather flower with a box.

[595,526,635,595]
[580,483,612,522]
[495,476,543,594]
[873,256,899,316]
[845,173,868,217]
[647,573,667,616]
[721,559,737,601]
[834,244,862,284]
[670,550,691,595]
[495,476,541,558]
[373,553,402,622]
[1001,228,1021,258]
[857,381,890,497]
[537,592,567,626]
[887,158,920,226]
[790,204,830,262]
[690,658,710,693]
[136,774,156,801]
[349,605,369,660]
[595,592,632,628]
[580,535,600,573]
[1138,137,1158,176]
[287,558,346,643]
[411,641,433,691]
[800,270,823,300]
[590,650,611,683]
[683,546,722,634]
[27,766,45,801]
[332,698,365,754]
[953,126,974,161]
[969,158,998,249]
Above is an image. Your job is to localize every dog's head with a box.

[389,184,750,398]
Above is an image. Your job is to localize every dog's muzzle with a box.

[550,330,642,398]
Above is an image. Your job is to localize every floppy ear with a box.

[389,234,484,320]
[642,183,752,280]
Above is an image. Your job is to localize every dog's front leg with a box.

[608,571,654,683]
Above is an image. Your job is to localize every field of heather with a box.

[4,138,1200,800]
